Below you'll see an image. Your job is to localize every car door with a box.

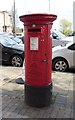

[68,43,75,68]
[2,45,13,62]
[0,43,9,62]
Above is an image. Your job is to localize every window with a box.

[52,32,58,39]
[0,37,16,47]
[68,43,75,50]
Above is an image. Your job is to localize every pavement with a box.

[0,65,75,119]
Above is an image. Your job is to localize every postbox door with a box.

[25,25,52,85]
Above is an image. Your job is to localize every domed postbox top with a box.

[19,13,57,25]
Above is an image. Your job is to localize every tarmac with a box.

[0,65,75,119]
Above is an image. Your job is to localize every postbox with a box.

[19,13,57,107]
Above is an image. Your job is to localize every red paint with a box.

[20,13,57,85]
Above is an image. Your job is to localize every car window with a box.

[16,34,21,36]
[56,31,65,39]
[68,43,75,50]
[0,37,16,46]
[52,31,65,39]
[71,32,75,36]
[52,32,58,39]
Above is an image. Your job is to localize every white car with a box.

[52,29,73,47]
[21,41,75,81]
[52,41,75,72]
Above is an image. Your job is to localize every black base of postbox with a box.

[24,82,52,107]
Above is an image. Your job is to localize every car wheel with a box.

[52,58,69,72]
[11,55,23,67]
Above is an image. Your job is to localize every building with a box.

[0,11,13,33]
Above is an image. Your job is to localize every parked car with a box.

[0,37,24,67]
[21,41,75,77]
[21,40,75,80]
[52,41,75,72]
[67,32,75,36]
[52,29,73,47]
[0,32,23,44]
[16,33,24,38]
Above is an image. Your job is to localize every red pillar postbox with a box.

[19,13,57,107]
